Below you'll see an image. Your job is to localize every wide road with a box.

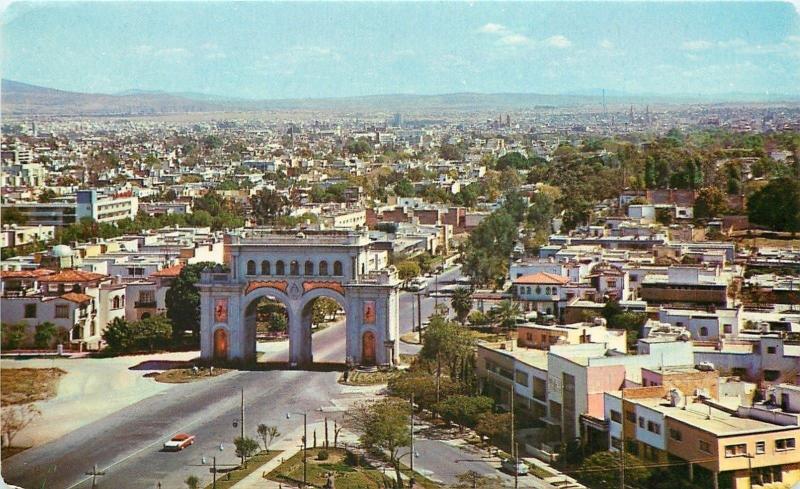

[2,266,464,489]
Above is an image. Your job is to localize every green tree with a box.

[495,152,531,171]
[420,316,475,400]
[450,287,473,325]
[748,177,800,233]
[459,210,517,287]
[346,138,372,156]
[347,399,411,488]
[490,300,521,330]
[394,178,416,198]
[467,310,490,326]
[577,451,651,489]
[387,371,464,411]
[1,323,27,350]
[1,206,27,226]
[475,412,512,446]
[233,436,260,466]
[131,315,173,352]
[434,395,494,431]
[311,297,340,326]
[396,261,421,281]
[102,317,134,352]
[440,143,463,161]
[250,189,288,225]
[694,187,728,219]
[33,322,57,349]
[256,424,280,451]
[165,262,217,340]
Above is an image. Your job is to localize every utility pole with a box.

[410,393,415,473]
[511,386,518,489]
[240,387,245,466]
[619,390,625,489]
[212,456,217,489]
[85,465,105,489]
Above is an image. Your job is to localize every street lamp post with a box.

[410,393,415,473]
[287,411,308,487]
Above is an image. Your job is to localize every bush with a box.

[2,323,28,350]
[316,450,329,461]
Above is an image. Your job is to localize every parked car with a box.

[404,278,427,292]
[163,433,195,451]
[501,458,529,475]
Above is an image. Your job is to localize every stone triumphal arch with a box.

[198,230,401,367]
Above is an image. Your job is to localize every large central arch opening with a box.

[301,295,347,365]
[245,296,289,363]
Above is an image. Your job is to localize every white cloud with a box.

[682,40,713,51]
[478,23,508,34]
[599,39,614,50]
[499,33,532,46]
[155,47,189,58]
[545,35,572,48]
[717,38,748,48]
[788,35,800,43]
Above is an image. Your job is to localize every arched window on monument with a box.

[305,261,314,275]
[319,261,329,276]
[275,260,285,275]
[261,260,271,275]
[333,261,343,276]
[247,260,256,275]
[290,260,300,276]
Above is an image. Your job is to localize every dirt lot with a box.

[1,368,66,406]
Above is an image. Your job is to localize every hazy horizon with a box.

[2,1,800,100]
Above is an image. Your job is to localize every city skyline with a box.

[2,1,800,100]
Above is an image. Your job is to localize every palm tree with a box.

[491,300,521,330]
[451,287,473,325]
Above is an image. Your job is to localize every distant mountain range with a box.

[2,79,799,117]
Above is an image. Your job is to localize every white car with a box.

[163,433,195,451]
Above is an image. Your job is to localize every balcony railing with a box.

[135,301,157,308]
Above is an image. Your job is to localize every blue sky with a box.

[2,1,799,99]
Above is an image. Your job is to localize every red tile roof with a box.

[514,272,570,285]
[152,264,184,278]
[39,270,107,283]
[0,269,55,279]
[59,292,93,304]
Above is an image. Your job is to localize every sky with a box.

[2,1,799,99]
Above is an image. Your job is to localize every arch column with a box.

[288,307,312,366]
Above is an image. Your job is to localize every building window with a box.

[625,410,637,423]
[776,438,796,451]
[638,417,645,428]
[725,444,747,457]
[764,370,781,382]
[24,303,37,318]
[610,410,622,423]
[545,287,551,295]
[90,321,96,337]
[290,260,300,276]
[112,296,121,309]
[55,304,70,319]
[246,260,256,275]
[699,326,709,337]
[305,261,314,275]
[275,260,285,276]
[699,440,711,453]
[333,261,343,276]
[319,261,329,276]
[755,441,765,454]
[766,346,777,354]
[611,437,622,449]
[669,428,682,441]
[535,286,542,294]
[723,324,733,334]
[261,260,270,275]
[515,370,529,387]
[647,421,661,434]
